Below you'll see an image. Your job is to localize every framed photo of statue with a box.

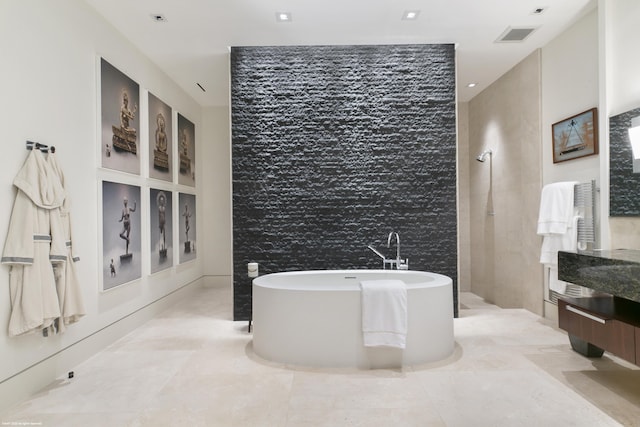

[178,192,197,264]
[100,58,141,175]
[177,113,195,187]
[102,181,142,290]
[148,92,173,182]
[149,188,173,273]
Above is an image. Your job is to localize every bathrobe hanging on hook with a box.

[1,149,67,336]
[48,152,86,332]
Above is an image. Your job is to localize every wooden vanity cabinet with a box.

[557,250,640,365]
[558,297,639,364]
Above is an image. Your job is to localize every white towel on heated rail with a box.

[537,181,579,236]
[537,181,580,294]
[360,280,407,349]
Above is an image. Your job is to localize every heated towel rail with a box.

[574,180,597,251]
[548,180,598,304]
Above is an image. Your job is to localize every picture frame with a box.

[178,192,197,264]
[149,188,174,273]
[177,113,196,187]
[148,92,173,182]
[101,181,142,290]
[100,58,141,175]
[552,108,598,163]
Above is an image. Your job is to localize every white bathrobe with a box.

[1,149,67,336]
[48,152,85,332]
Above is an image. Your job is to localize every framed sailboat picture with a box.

[552,108,598,163]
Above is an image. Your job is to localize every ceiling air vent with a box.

[495,26,538,43]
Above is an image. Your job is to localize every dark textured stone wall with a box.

[610,106,640,216]
[231,45,458,320]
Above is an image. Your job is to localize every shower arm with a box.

[476,149,493,162]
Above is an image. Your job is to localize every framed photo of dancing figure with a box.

[100,58,141,175]
[102,181,142,290]
[149,188,173,273]
[148,92,173,182]
[552,108,598,163]
[177,113,195,187]
[178,192,196,264]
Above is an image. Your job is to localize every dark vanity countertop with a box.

[558,249,640,303]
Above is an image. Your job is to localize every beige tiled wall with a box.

[465,50,544,315]
[610,218,640,250]
[457,102,471,293]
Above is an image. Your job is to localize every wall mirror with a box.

[609,106,640,216]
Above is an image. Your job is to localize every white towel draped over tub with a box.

[360,280,408,349]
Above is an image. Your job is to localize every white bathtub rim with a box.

[253,269,452,290]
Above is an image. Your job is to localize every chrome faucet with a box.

[367,233,409,270]
[387,231,409,270]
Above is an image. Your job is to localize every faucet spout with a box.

[387,232,400,261]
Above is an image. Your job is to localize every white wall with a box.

[539,8,599,318]
[0,0,230,411]
[201,106,233,279]
[539,2,640,314]
[606,0,640,116]
[541,9,600,187]
[602,0,640,250]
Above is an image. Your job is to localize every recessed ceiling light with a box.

[467,83,477,88]
[150,14,167,22]
[276,12,292,22]
[402,10,420,21]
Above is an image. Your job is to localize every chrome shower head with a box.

[476,149,493,162]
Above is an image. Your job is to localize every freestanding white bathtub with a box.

[252,270,454,369]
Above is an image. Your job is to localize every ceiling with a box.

[83,0,596,107]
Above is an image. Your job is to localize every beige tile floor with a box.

[2,286,640,426]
